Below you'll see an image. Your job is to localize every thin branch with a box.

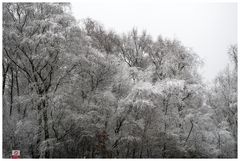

[184,120,194,146]
[53,64,78,93]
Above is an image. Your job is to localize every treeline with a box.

[2,3,237,158]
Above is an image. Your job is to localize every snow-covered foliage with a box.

[2,3,237,158]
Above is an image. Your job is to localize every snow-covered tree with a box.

[2,3,237,158]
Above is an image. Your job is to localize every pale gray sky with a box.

[71,0,237,82]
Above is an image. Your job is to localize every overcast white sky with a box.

[71,0,237,82]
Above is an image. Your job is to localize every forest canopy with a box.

[2,3,237,158]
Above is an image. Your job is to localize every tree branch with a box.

[184,120,194,145]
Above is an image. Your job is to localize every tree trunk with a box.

[162,142,166,158]
[125,142,130,158]
[15,70,20,113]
[162,101,168,158]
[2,63,9,95]
[132,148,135,158]
[139,139,144,158]
[35,103,42,158]
[35,98,50,158]
[9,67,14,116]
[42,99,50,158]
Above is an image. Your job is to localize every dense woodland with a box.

[2,3,238,158]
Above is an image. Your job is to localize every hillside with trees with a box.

[2,3,237,158]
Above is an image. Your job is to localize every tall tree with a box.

[3,3,77,158]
